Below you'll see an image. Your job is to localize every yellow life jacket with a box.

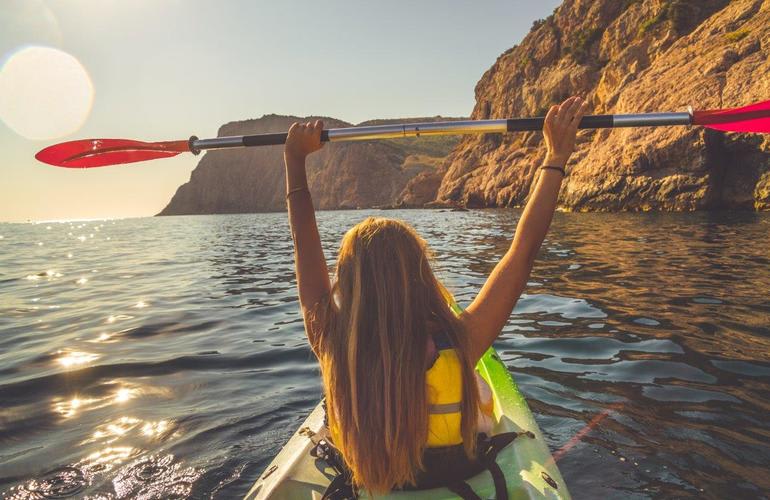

[327,346,466,448]
[426,337,495,447]
[327,335,494,449]
[426,347,464,446]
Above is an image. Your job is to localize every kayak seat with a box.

[403,437,486,490]
[404,431,534,499]
[316,431,533,499]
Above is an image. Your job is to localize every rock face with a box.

[158,116,460,215]
[162,0,769,215]
[437,0,770,211]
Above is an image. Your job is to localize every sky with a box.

[0,0,561,223]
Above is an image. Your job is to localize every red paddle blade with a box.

[35,138,190,168]
[693,99,770,133]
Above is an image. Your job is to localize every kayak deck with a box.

[245,349,570,499]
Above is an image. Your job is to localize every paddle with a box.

[36,99,770,168]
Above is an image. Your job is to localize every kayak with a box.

[244,347,571,499]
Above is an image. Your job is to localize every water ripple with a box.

[1,211,769,498]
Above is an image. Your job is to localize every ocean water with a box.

[0,210,768,499]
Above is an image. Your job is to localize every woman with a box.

[284,96,589,494]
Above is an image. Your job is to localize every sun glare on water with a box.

[57,351,99,368]
[0,46,94,140]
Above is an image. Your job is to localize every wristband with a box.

[540,165,566,176]
[286,186,310,199]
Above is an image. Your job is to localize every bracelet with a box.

[540,165,566,176]
[286,186,310,199]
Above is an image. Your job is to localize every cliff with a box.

[158,116,460,215]
[162,0,769,215]
[436,0,770,211]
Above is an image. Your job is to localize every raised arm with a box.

[462,97,589,362]
[284,120,331,347]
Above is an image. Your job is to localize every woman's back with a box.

[314,218,481,493]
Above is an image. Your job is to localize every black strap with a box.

[480,431,536,500]
[446,480,482,500]
[321,473,357,500]
[484,460,508,500]
[433,332,452,350]
[482,431,532,458]
[314,440,358,499]
[313,439,347,476]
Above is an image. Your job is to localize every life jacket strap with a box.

[428,402,462,414]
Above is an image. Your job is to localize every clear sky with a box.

[0,0,561,222]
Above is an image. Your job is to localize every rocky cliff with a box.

[162,0,769,215]
[158,116,460,215]
[436,0,770,211]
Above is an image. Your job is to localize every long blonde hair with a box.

[315,217,479,493]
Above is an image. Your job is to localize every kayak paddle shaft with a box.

[189,112,693,154]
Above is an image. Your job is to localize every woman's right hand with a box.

[285,120,324,163]
[543,96,589,167]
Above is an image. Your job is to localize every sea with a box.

[1,210,768,499]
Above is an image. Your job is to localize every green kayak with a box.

[245,347,571,499]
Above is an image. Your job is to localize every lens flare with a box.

[0,46,94,139]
